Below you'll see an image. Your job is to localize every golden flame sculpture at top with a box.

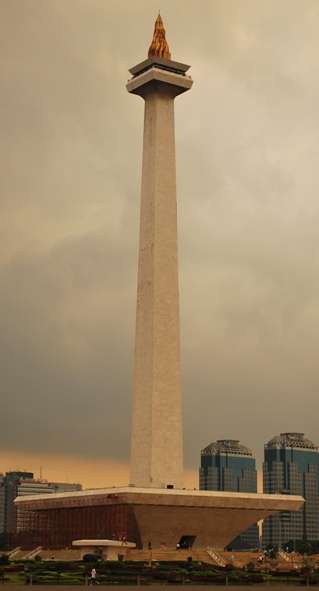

[148,13,171,60]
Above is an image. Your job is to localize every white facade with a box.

[127,61,192,489]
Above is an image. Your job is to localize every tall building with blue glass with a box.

[199,439,259,550]
[263,432,319,548]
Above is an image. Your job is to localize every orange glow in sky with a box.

[0,449,198,490]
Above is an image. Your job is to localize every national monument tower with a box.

[13,17,304,552]
[127,15,192,489]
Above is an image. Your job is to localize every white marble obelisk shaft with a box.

[127,19,192,485]
[130,87,183,488]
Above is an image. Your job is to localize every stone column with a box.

[130,85,183,488]
[127,29,192,489]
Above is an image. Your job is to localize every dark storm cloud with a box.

[1,0,319,470]
[0,229,136,458]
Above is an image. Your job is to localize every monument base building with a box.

[15,486,303,551]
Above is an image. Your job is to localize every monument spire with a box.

[148,13,171,60]
[127,21,193,489]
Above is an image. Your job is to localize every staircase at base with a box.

[206,548,227,567]
[24,546,42,560]
[7,547,21,559]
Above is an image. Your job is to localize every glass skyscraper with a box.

[263,432,319,548]
[199,439,259,550]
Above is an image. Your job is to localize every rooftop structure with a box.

[202,440,253,457]
[266,432,318,451]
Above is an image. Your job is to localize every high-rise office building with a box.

[4,472,34,537]
[0,471,82,548]
[263,432,319,548]
[199,439,259,549]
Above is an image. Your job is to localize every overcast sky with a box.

[1,0,319,487]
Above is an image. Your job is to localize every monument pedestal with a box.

[15,486,303,550]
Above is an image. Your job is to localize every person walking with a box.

[90,567,97,585]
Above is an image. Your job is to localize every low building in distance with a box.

[199,439,259,550]
[263,432,319,548]
[0,471,82,548]
[0,475,5,548]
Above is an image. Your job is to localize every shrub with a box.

[0,555,9,565]
[244,572,265,583]
[246,561,257,572]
